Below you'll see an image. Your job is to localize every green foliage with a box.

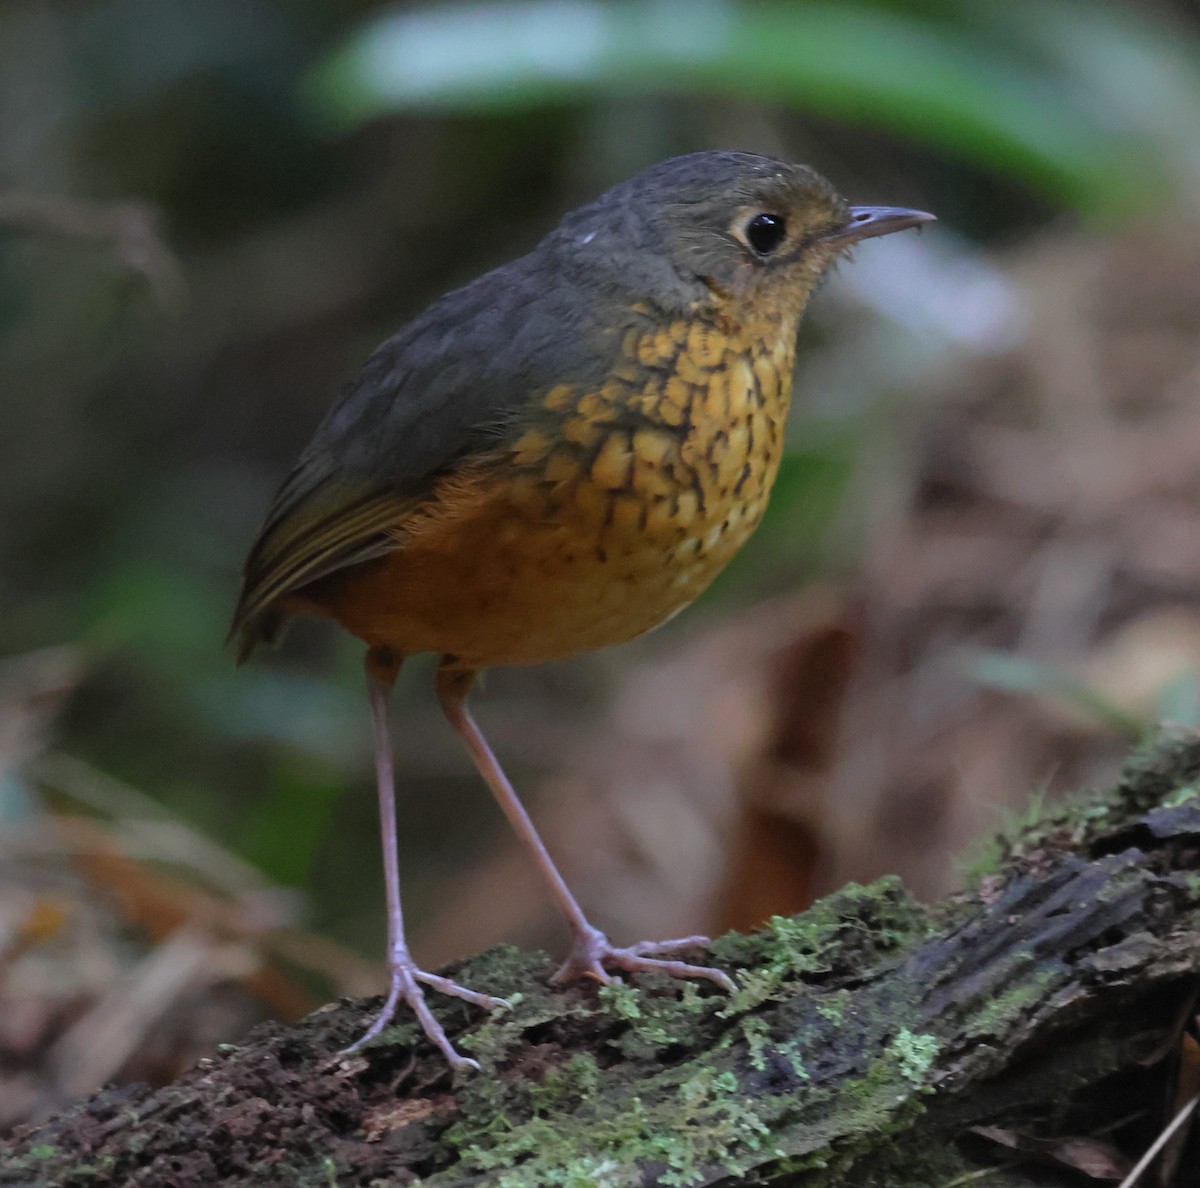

[236,757,344,885]
[311,0,1200,218]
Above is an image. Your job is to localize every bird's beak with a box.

[824,205,936,246]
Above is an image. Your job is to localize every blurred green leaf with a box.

[967,649,1145,739]
[757,438,858,558]
[194,669,366,764]
[87,561,227,662]
[1005,0,1200,196]
[1158,671,1200,729]
[307,0,1191,217]
[71,0,299,108]
[237,755,344,885]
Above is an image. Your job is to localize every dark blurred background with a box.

[4,0,1200,1126]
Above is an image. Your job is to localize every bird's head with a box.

[552,150,933,319]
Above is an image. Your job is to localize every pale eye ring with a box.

[745,212,787,255]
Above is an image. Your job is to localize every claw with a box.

[341,959,508,1069]
[551,925,735,992]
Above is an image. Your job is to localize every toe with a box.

[414,970,510,1012]
[618,956,734,992]
[624,935,711,957]
[549,954,617,986]
[552,930,732,992]
[340,962,498,1068]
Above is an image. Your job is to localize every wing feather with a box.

[230,228,629,661]
[230,479,416,660]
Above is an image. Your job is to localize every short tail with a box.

[228,607,289,665]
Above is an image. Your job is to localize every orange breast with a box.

[309,313,797,668]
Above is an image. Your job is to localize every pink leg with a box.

[436,663,734,992]
[342,648,507,1068]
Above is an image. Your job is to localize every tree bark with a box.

[5,731,1200,1187]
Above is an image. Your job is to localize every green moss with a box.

[715,878,927,1015]
[737,1015,810,1080]
[0,1153,121,1186]
[1111,726,1200,811]
[768,1043,938,1185]
[443,1059,781,1188]
[892,1030,939,1083]
[961,775,1067,877]
[433,938,786,1184]
[598,979,712,1061]
[843,1051,906,1113]
[433,906,942,1184]
[455,945,575,1070]
[965,968,1053,1041]
[387,880,938,1185]
[959,730,1200,883]
[1067,799,1118,845]
[527,1054,605,1115]
[1162,782,1200,808]
[821,1132,980,1187]
[713,1070,738,1093]
[15,911,939,1188]
[815,990,849,1024]
[741,1016,771,1073]
[961,730,1200,892]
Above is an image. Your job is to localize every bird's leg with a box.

[342,647,507,1068]
[435,662,734,992]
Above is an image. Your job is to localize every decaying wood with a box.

[4,731,1200,1187]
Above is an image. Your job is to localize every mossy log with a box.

[6,732,1200,1187]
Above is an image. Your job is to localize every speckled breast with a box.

[335,313,797,668]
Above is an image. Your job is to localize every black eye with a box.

[745,212,787,255]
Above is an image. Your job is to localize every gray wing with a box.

[229,248,615,656]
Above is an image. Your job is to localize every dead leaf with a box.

[970,1125,1130,1180]
[361,1093,456,1142]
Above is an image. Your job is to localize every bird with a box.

[230,150,934,1069]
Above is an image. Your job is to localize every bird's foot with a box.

[340,956,509,1070]
[550,924,735,992]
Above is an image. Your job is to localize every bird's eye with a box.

[744,212,787,256]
